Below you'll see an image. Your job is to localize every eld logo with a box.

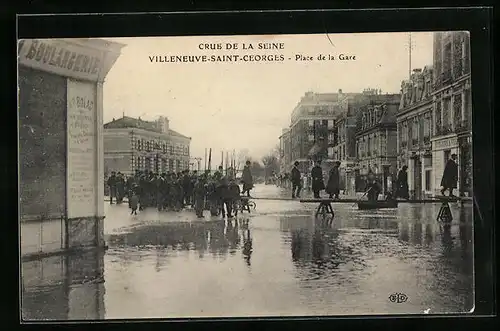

[389,292,408,303]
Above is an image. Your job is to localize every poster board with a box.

[66,79,97,218]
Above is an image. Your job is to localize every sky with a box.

[103,32,433,166]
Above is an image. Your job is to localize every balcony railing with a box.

[423,136,431,144]
[442,70,452,84]
[435,124,453,137]
[455,118,471,133]
[412,138,419,146]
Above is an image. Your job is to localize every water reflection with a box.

[108,217,253,262]
[21,250,106,321]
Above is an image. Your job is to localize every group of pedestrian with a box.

[394,153,459,199]
[287,160,342,199]
[106,160,255,219]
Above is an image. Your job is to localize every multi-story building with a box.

[355,94,401,193]
[284,89,392,192]
[431,31,472,197]
[103,115,191,176]
[278,128,291,174]
[289,91,344,175]
[397,66,435,199]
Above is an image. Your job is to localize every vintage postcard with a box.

[19,31,474,320]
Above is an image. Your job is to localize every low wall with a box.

[21,216,105,259]
[21,218,66,256]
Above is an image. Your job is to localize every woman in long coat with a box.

[311,160,325,198]
[326,161,341,199]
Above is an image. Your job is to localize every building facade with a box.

[288,91,344,175]
[278,128,291,174]
[397,66,435,199]
[355,94,401,193]
[18,38,123,258]
[103,115,191,176]
[431,31,472,197]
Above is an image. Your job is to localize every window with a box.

[425,170,432,191]
[308,134,314,141]
[328,147,334,157]
[308,120,314,126]
[328,120,334,128]
[137,139,141,151]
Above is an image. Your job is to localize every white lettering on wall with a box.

[67,79,97,218]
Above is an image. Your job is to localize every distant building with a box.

[103,115,191,175]
[288,91,342,174]
[431,31,472,197]
[355,93,401,193]
[278,128,291,174]
[397,66,434,199]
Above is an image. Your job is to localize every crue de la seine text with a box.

[148,42,357,63]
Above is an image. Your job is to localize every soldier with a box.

[193,175,207,218]
[228,178,241,217]
[182,170,193,207]
[107,171,117,204]
[116,172,125,204]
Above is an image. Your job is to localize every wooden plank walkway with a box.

[299,197,472,204]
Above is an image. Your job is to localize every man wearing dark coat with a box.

[396,165,409,200]
[366,171,381,202]
[291,161,302,199]
[310,160,325,199]
[193,176,207,218]
[441,154,458,197]
[115,172,125,204]
[241,161,254,197]
[326,161,341,199]
[107,171,117,204]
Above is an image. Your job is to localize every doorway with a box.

[413,157,422,199]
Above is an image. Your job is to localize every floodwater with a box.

[21,185,474,320]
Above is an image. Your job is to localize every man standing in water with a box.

[326,161,341,199]
[241,160,254,197]
[291,161,302,199]
[311,160,325,199]
[396,165,409,200]
[441,153,458,197]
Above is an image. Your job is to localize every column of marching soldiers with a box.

[106,162,254,219]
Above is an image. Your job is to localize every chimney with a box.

[157,116,169,134]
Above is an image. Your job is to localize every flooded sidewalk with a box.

[21,185,474,320]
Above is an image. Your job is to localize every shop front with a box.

[431,134,459,196]
[19,38,124,258]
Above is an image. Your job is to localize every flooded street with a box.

[21,185,474,320]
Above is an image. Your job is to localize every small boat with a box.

[357,200,398,210]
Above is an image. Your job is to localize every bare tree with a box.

[236,148,251,171]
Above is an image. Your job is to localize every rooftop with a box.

[104,116,190,139]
